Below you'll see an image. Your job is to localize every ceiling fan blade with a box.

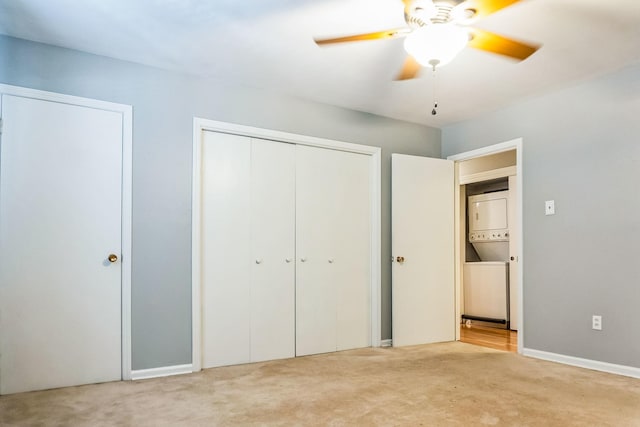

[468,28,539,60]
[395,56,422,80]
[463,0,522,20]
[315,28,410,46]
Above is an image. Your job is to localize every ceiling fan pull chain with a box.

[431,64,438,116]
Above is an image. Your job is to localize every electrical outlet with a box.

[592,315,602,331]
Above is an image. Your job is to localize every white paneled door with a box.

[0,94,123,394]
[295,145,371,356]
[391,154,455,347]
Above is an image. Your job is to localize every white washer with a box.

[463,261,509,324]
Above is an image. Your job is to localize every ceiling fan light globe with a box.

[403,24,468,67]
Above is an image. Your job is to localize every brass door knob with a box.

[396,256,405,263]
[108,254,118,263]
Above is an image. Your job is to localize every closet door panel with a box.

[296,146,371,356]
[334,151,371,351]
[250,139,296,362]
[295,145,338,356]
[201,132,251,368]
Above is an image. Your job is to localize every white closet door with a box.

[334,151,371,351]
[0,95,123,394]
[296,145,371,356]
[250,138,295,362]
[392,154,455,347]
[296,145,337,356]
[201,132,252,368]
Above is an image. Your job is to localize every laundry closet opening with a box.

[455,148,519,353]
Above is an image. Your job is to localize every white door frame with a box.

[447,138,523,354]
[0,84,133,379]
[191,118,382,372]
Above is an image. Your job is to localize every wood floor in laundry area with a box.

[460,324,518,353]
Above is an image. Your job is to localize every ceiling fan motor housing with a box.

[406,0,473,28]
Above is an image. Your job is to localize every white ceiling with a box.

[1,0,640,127]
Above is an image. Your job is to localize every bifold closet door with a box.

[295,145,371,356]
[250,139,295,363]
[202,132,252,368]
[201,133,295,368]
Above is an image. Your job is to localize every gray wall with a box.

[443,63,640,367]
[0,35,440,369]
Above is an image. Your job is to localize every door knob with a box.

[510,256,515,261]
[300,257,307,262]
[396,256,405,263]
[255,259,263,264]
[285,258,292,263]
[108,254,118,263]
[328,258,334,263]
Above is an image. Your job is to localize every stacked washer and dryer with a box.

[463,190,511,329]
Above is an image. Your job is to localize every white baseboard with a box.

[380,339,392,348]
[131,363,194,380]
[523,348,640,379]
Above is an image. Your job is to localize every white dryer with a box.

[468,190,509,261]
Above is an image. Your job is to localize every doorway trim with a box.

[0,83,133,380]
[447,138,523,354]
[191,118,382,372]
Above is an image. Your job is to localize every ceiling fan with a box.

[314,0,540,80]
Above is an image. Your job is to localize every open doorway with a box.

[460,177,517,352]
[448,140,523,354]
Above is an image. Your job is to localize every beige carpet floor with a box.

[1,342,639,426]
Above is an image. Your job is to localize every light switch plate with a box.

[545,200,555,215]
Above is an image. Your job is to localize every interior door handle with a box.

[108,254,118,263]
[396,256,405,263]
